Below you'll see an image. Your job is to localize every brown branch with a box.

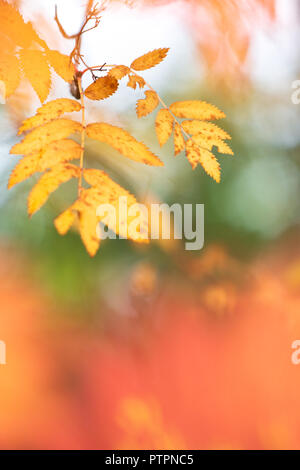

[54,2,103,67]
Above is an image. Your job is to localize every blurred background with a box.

[0,0,300,449]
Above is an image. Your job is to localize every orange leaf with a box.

[131,48,169,71]
[136,90,159,118]
[46,49,75,83]
[108,65,130,80]
[127,74,145,90]
[85,75,119,101]
[0,52,20,98]
[19,48,51,103]
[0,1,41,48]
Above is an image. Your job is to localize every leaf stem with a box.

[77,75,86,196]
[126,68,191,139]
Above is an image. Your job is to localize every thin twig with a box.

[77,76,86,196]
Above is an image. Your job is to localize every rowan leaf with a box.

[54,168,149,256]
[155,109,173,147]
[54,208,76,235]
[78,206,100,257]
[8,139,81,188]
[28,163,80,215]
[108,65,130,80]
[127,74,145,90]
[136,90,159,118]
[19,48,51,103]
[0,52,21,97]
[0,0,41,48]
[86,123,163,166]
[186,139,221,182]
[8,153,41,188]
[83,169,149,243]
[83,168,121,189]
[174,123,185,156]
[84,75,119,101]
[170,101,226,120]
[181,120,231,140]
[191,134,233,155]
[18,99,81,134]
[40,139,82,166]
[55,200,100,257]
[46,49,75,83]
[11,119,82,155]
[131,48,169,71]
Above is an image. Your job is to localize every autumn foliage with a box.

[1,0,234,256]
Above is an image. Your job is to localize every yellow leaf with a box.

[78,206,100,257]
[84,169,149,243]
[18,99,81,134]
[170,101,226,120]
[46,49,74,83]
[19,48,51,103]
[54,208,76,235]
[83,168,121,189]
[84,75,119,101]
[108,65,130,80]
[28,163,80,215]
[181,120,231,140]
[8,152,41,189]
[0,52,21,97]
[8,139,82,188]
[174,123,185,156]
[155,109,173,147]
[86,123,163,166]
[191,134,233,155]
[127,74,145,90]
[11,119,82,155]
[54,168,149,255]
[41,139,82,166]
[131,48,169,71]
[186,139,221,182]
[55,201,100,256]
[136,90,159,118]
